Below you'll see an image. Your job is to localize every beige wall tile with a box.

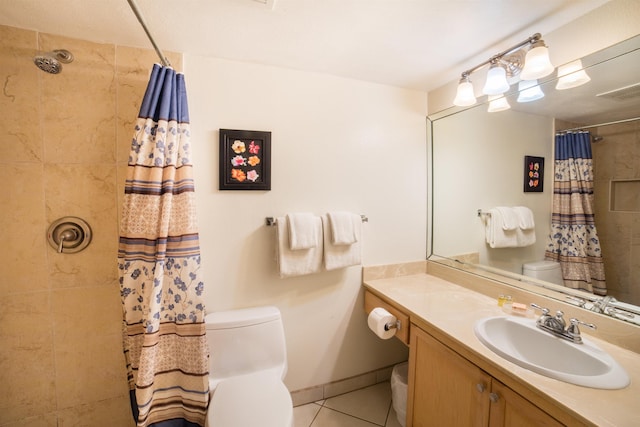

[116,163,129,228]
[56,395,135,427]
[593,121,640,305]
[39,33,116,165]
[0,414,58,427]
[52,286,122,343]
[44,164,117,288]
[54,335,129,410]
[0,164,48,293]
[0,292,56,424]
[52,283,128,409]
[0,26,42,163]
[1,23,183,425]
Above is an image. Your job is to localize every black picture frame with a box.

[524,155,544,193]
[219,129,271,191]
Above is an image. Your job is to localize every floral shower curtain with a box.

[545,131,606,295]
[118,64,209,427]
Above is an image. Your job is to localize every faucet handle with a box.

[604,307,635,319]
[530,303,549,315]
[566,296,587,307]
[554,310,566,329]
[567,318,597,343]
[530,303,552,326]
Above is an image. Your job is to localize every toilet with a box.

[204,306,293,427]
[522,260,564,286]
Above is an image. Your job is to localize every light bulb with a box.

[520,40,554,80]
[483,63,510,95]
[487,95,510,112]
[517,80,544,103]
[453,77,477,106]
[555,59,591,90]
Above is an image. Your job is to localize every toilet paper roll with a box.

[367,307,397,340]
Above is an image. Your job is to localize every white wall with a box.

[185,55,427,391]
[432,107,554,273]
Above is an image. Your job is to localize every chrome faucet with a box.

[530,303,596,344]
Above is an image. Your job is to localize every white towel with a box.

[486,207,536,248]
[327,211,358,245]
[517,227,536,247]
[495,207,518,230]
[287,213,318,250]
[276,216,323,278]
[486,208,518,248]
[513,206,535,230]
[322,214,362,270]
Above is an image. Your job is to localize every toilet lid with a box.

[207,371,293,427]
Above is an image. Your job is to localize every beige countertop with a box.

[363,272,640,427]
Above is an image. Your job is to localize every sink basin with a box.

[474,316,629,389]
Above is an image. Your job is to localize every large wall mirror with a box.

[428,34,640,327]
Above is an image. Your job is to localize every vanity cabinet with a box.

[408,325,564,427]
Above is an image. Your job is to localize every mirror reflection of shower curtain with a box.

[118,64,209,427]
[545,131,606,295]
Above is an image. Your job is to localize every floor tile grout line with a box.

[307,403,322,427]
[384,400,393,426]
[313,406,387,426]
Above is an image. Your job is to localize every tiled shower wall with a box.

[592,120,640,306]
[0,24,180,426]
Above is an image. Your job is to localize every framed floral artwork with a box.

[219,129,271,191]
[524,155,544,192]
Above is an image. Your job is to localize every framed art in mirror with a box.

[219,129,271,191]
[524,155,544,193]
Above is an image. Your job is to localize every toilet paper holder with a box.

[385,320,401,331]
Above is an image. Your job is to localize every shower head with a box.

[33,49,74,74]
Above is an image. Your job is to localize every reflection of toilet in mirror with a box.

[522,261,564,286]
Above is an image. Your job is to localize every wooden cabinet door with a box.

[488,380,564,427]
[410,327,491,427]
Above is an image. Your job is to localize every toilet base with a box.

[206,371,293,427]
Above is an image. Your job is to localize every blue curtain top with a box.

[555,131,592,160]
[138,64,189,123]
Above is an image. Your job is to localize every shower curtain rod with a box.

[127,0,171,67]
[561,116,640,133]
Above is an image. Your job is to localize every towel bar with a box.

[266,214,368,226]
[477,209,492,218]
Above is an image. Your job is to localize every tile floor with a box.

[293,382,404,427]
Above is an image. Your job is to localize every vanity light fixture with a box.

[517,80,545,103]
[453,75,477,106]
[453,33,554,107]
[555,59,591,90]
[483,62,511,95]
[487,95,511,112]
[520,39,555,81]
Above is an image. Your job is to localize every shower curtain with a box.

[545,131,606,295]
[119,64,209,427]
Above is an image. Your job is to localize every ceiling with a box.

[0,0,609,92]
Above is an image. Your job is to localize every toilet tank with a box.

[205,306,287,384]
[522,261,564,286]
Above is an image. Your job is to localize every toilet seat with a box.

[207,371,293,427]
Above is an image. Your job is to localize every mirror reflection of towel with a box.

[514,206,535,230]
[495,207,518,230]
[486,207,535,248]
